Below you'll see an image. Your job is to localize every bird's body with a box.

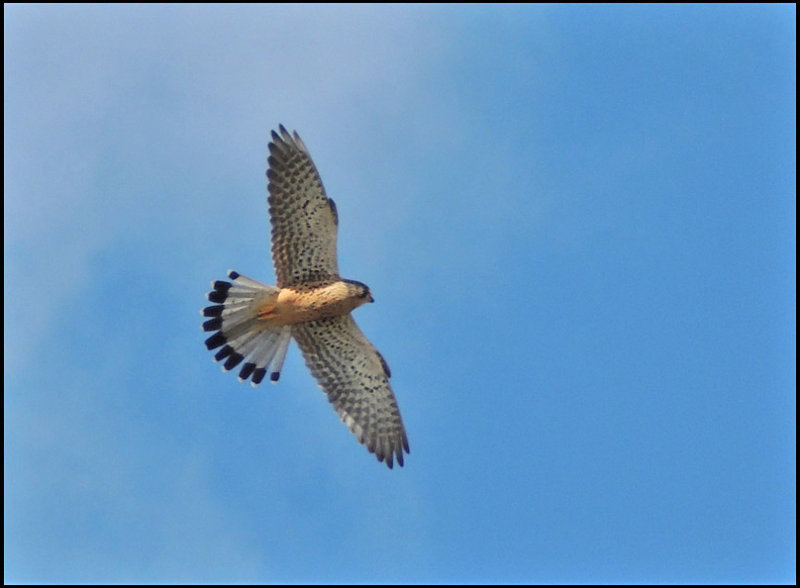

[203,126,409,468]
[255,280,371,327]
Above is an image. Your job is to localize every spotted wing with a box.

[292,315,410,468]
[267,125,339,288]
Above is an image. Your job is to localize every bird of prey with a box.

[202,125,409,468]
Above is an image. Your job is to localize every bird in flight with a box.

[202,125,409,468]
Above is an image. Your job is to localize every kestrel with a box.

[202,125,409,468]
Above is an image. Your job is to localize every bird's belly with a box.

[256,285,352,326]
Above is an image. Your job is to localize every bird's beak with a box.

[369,295,375,303]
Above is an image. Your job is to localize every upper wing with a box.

[267,125,339,287]
[292,315,410,468]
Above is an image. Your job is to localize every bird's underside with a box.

[203,125,409,468]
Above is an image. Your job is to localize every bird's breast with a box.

[257,282,359,326]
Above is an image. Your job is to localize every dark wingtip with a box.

[207,281,231,303]
[252,368,267,385]
[203,305,224,317]
[214,344,234,362]
[202,317,222,332]
[238,362,256,381]
[271,124,290,146]
[270,372,280,382]
[205,332,226,350]
[223,351,244,371]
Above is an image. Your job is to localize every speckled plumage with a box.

[293,315,409,468]
[203,125,409,468]
[267,127,339,287]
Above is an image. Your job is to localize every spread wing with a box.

[292,315,410,468]
[267,125,339,287]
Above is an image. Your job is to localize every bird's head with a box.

[343,279,374,305]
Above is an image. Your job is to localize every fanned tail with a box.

[202,270,291,385]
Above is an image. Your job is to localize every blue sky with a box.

[4,4,795,584]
